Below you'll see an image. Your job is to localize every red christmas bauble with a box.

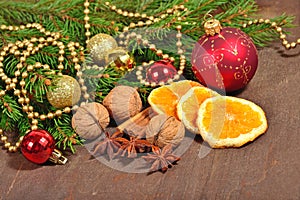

[21,130,55,164]
[192,27,258,92]
[146,60,177,83]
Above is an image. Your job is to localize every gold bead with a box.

[22,90,28,96]
[85,31,91,37]
[28,112,34,119]
[9,146,18,152]
[18,97,25,104]
[28,106,34,112]
[72,105,79,111]
[156,49,163,56]
[282,40,288,45]
[58,56,64,62]
[1,135,8,142]
[271,22,277,27]
[10,83,16,89]
[20,80,26,87]
[22,106,29,112]
[15,142,21,148]
[27,65,34,71]
[129,23,136,28]
[47,113,54,119]
[276,27,282,32]
[4,142,11,148]
[63,107,71,113]
[137,21,144,26]
[14,50,21,56]
[22,72,28,78]
[291,42,297,48]
[84,9,90,14]
[84,2,90,7]
[84,16,90,21]
[162,54,169,60]
[0,90,5,97]
[19,136,24,142]
[83,93,90,99]
[297,38,300,44]
[35,62,42,68]
[84,24,91,29]
[40,114,47,120]
[32,119,38,125]
[55,110,62,116]
[31,125,38,131]
[81,86,87,92]
[58,64,64,70]
[285,44,291,49]
[72,57,79,63]
[14,89,21,96]
[5,78,11,84]
[34,112,39,118]
[264,19,270,23]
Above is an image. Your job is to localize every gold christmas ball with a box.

[87,33,118,65]
[47,75,81,108]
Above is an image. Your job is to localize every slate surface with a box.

[0,0,299,199]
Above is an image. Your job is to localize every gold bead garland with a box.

[90,1,188,86]
[0,23,89,152]
[242,18,300,49]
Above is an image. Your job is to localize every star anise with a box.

[142,144,180,173]
[115,137,152,158]
[92,131,123,160]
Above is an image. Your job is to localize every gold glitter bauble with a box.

[47,75,81,108]
[87,33,118,65]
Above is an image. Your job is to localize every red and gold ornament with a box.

[21,130,67,164]
[146,60,178,84]
[192,18,258,92]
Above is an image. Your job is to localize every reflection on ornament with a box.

[47,75,81,108]
[192,18,258,93]
[87,33,118,65]
[146,60,177,84]
[21,130,55,164]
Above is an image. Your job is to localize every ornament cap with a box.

[204,18,222,36]
[49,149,68,165]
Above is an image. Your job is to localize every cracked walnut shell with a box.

[103,85,142,124]
[145,114,185,148]
[72,102,110,140]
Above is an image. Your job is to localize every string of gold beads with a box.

[243,18,300,49]
[0,23,88,151]
[83,1,188,86]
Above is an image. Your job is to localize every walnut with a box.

[145,114,185,148]
[72,102,110,140]
[103,85,142,124]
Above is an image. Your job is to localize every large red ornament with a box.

[146,60,177,84]
[21,130,55,164]
[192,19,258,92]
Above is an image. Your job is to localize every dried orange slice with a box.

[197,96,268,148]
[148,80,201,119]
[177,86,220,134]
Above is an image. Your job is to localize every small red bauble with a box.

[21,130,55,164]
[146,60,177,83]
[192,24,258,92]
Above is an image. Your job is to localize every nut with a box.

[103,85,142,124]
[72,102,110,140]
[145,114,185,148]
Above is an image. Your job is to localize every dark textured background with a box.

[1,0,300,199]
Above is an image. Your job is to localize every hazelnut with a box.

[145,114,185,148]
[103,85,142,124]
[72,102,110,140]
